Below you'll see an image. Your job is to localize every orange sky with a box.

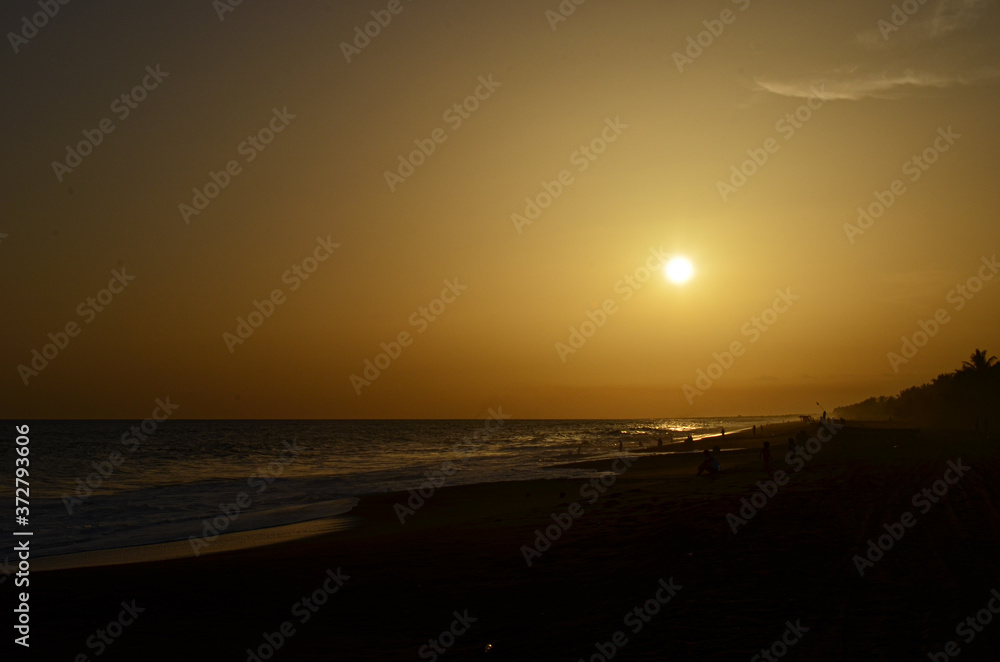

[3,0,999,418]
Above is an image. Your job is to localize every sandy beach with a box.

[33,422,1000,661]
[9,1,1000,659]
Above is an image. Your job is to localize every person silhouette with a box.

[696,449,721,480]
[760,441,771,472]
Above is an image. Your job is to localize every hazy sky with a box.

[3,0,999,418]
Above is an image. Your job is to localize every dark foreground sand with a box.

[33,423,1000,661]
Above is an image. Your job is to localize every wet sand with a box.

[35,422,1000,661]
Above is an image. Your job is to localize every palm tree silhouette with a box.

[960,348,998,374]
[955,349,999,435]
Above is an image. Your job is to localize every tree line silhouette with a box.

[834,349,999,428]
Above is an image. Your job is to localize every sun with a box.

[665,256,694,284]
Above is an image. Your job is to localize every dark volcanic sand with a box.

[33,424,1000,661]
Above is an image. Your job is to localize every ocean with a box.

[4,417,796,560]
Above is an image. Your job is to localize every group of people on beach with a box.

[696,427,810,479]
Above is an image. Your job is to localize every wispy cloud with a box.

[755,67,1000,101]
[857,0,991,47]
[758,0,998,102]
[925,0,988,37]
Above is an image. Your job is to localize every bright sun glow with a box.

[665,257,694,284]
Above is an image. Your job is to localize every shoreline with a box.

[33,516,359,572]
[31,422,1000,660]
[32,422,804,571]
[33,420,904,572]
